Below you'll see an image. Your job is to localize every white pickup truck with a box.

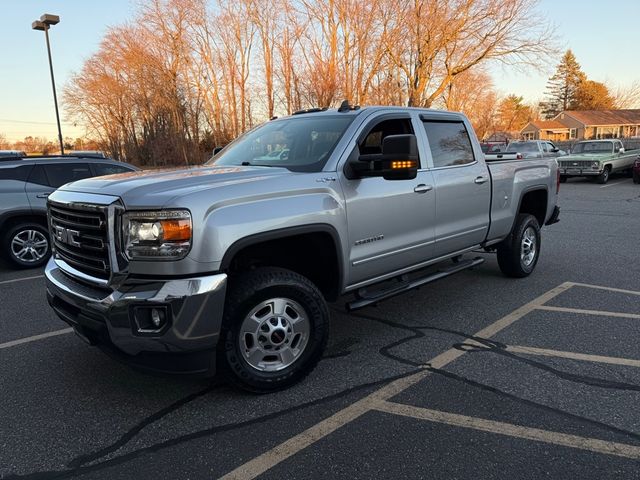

[485,140,566,162]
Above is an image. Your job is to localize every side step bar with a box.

[346,256,485,311]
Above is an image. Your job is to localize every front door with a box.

[340,115,436,287]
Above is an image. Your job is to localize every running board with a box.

[346,257,485,311]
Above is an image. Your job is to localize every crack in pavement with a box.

[5,371,420,480]
[348,310,640,444]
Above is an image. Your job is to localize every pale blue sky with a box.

[1,0,639,141]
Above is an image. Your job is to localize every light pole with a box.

[32,14,64,155]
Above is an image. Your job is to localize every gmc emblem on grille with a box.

[54,225,81,247]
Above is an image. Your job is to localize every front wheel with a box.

[219,267,329,393]
[559,175,567,183]
[633,171,640,184]
[497,214,541,278]
[596,167,610,184]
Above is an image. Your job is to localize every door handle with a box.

[36,193,52,198]
[414,184,433,193]
[474,176,489,185]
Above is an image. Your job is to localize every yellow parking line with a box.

[218,282,575,480]
[506,344,640,368]
[374,401,640,460]
[536,305,640,320]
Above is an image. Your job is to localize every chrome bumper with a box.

[560,168,601,176]
[45,258,227,375]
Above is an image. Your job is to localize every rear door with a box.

[340,113,436,286]
[421,117,491,257]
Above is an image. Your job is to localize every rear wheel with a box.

[633,171,640,184]
[559,175,567,183]
[596,166,610,184]
[497,214,541,278]
[219,267,329,393]
[3,223,51,269]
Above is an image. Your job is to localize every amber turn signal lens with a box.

[391,160,417,169]
[160,219,191,241]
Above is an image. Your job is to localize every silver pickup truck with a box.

[45,106,560,392]
[485,140,566,162]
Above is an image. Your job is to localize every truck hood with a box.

[59,165,292,208]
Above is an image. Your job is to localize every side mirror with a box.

[213,146,224,156]
[619,147,625,154]
[350,134,419,180]
[551,148,559,153]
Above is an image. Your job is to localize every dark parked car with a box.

[633,156,640,184]
[0,155,137,268]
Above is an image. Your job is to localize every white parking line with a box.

[0,274,44,286]
[374,401,640,460]
[506,344,640,368]
[600,180,628,189]
[536,304,640,320]
[0,328,73,350]
[219,282,574,480]
[569,282,640,296]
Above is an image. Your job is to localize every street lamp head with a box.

[40,14,60,26]
[31,20,46,31]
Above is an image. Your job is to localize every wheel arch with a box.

[220,224,344,301]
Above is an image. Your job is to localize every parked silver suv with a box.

[0,155,137,268]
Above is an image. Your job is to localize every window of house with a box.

[423,121,475,168]
[569,128,577,139]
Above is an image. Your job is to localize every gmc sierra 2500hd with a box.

[45,105,560,392]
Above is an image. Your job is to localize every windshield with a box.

[571,141,614,154]
[505,142,538,153]
[208,116,354,172]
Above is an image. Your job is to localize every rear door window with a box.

[43,163,92,188]
[422,121,475,168]
[91,163,134,176]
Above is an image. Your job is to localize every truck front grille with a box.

[49,204,111,280]
[559,160,593,168]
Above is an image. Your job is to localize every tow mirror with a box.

[350,134,419,180]
[213,146,224,156]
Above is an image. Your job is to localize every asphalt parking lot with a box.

[2,175,640,479]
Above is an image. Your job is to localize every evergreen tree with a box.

[539,50,585,119]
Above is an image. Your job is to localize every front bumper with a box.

[45,258,227,376]
[560,167,601,176]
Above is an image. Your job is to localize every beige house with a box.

[521,109,640,141]
[521,120,571,141]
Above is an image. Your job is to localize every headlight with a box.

[123,210,192,260]
[592,161,600,169]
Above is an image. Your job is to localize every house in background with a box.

[521,120,571,141]
[520,109,640,141]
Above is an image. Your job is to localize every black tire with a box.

[559,175,567,183]
[219,267,329,393]
[497,214,541,278]
[633,171,640,184]
[2,223,51,269]
[596,166,610,184]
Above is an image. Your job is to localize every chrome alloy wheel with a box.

[520,226,537,267]
[11,229,49,263]
[239,298,310,372]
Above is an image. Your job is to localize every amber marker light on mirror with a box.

[390,160,417,169]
